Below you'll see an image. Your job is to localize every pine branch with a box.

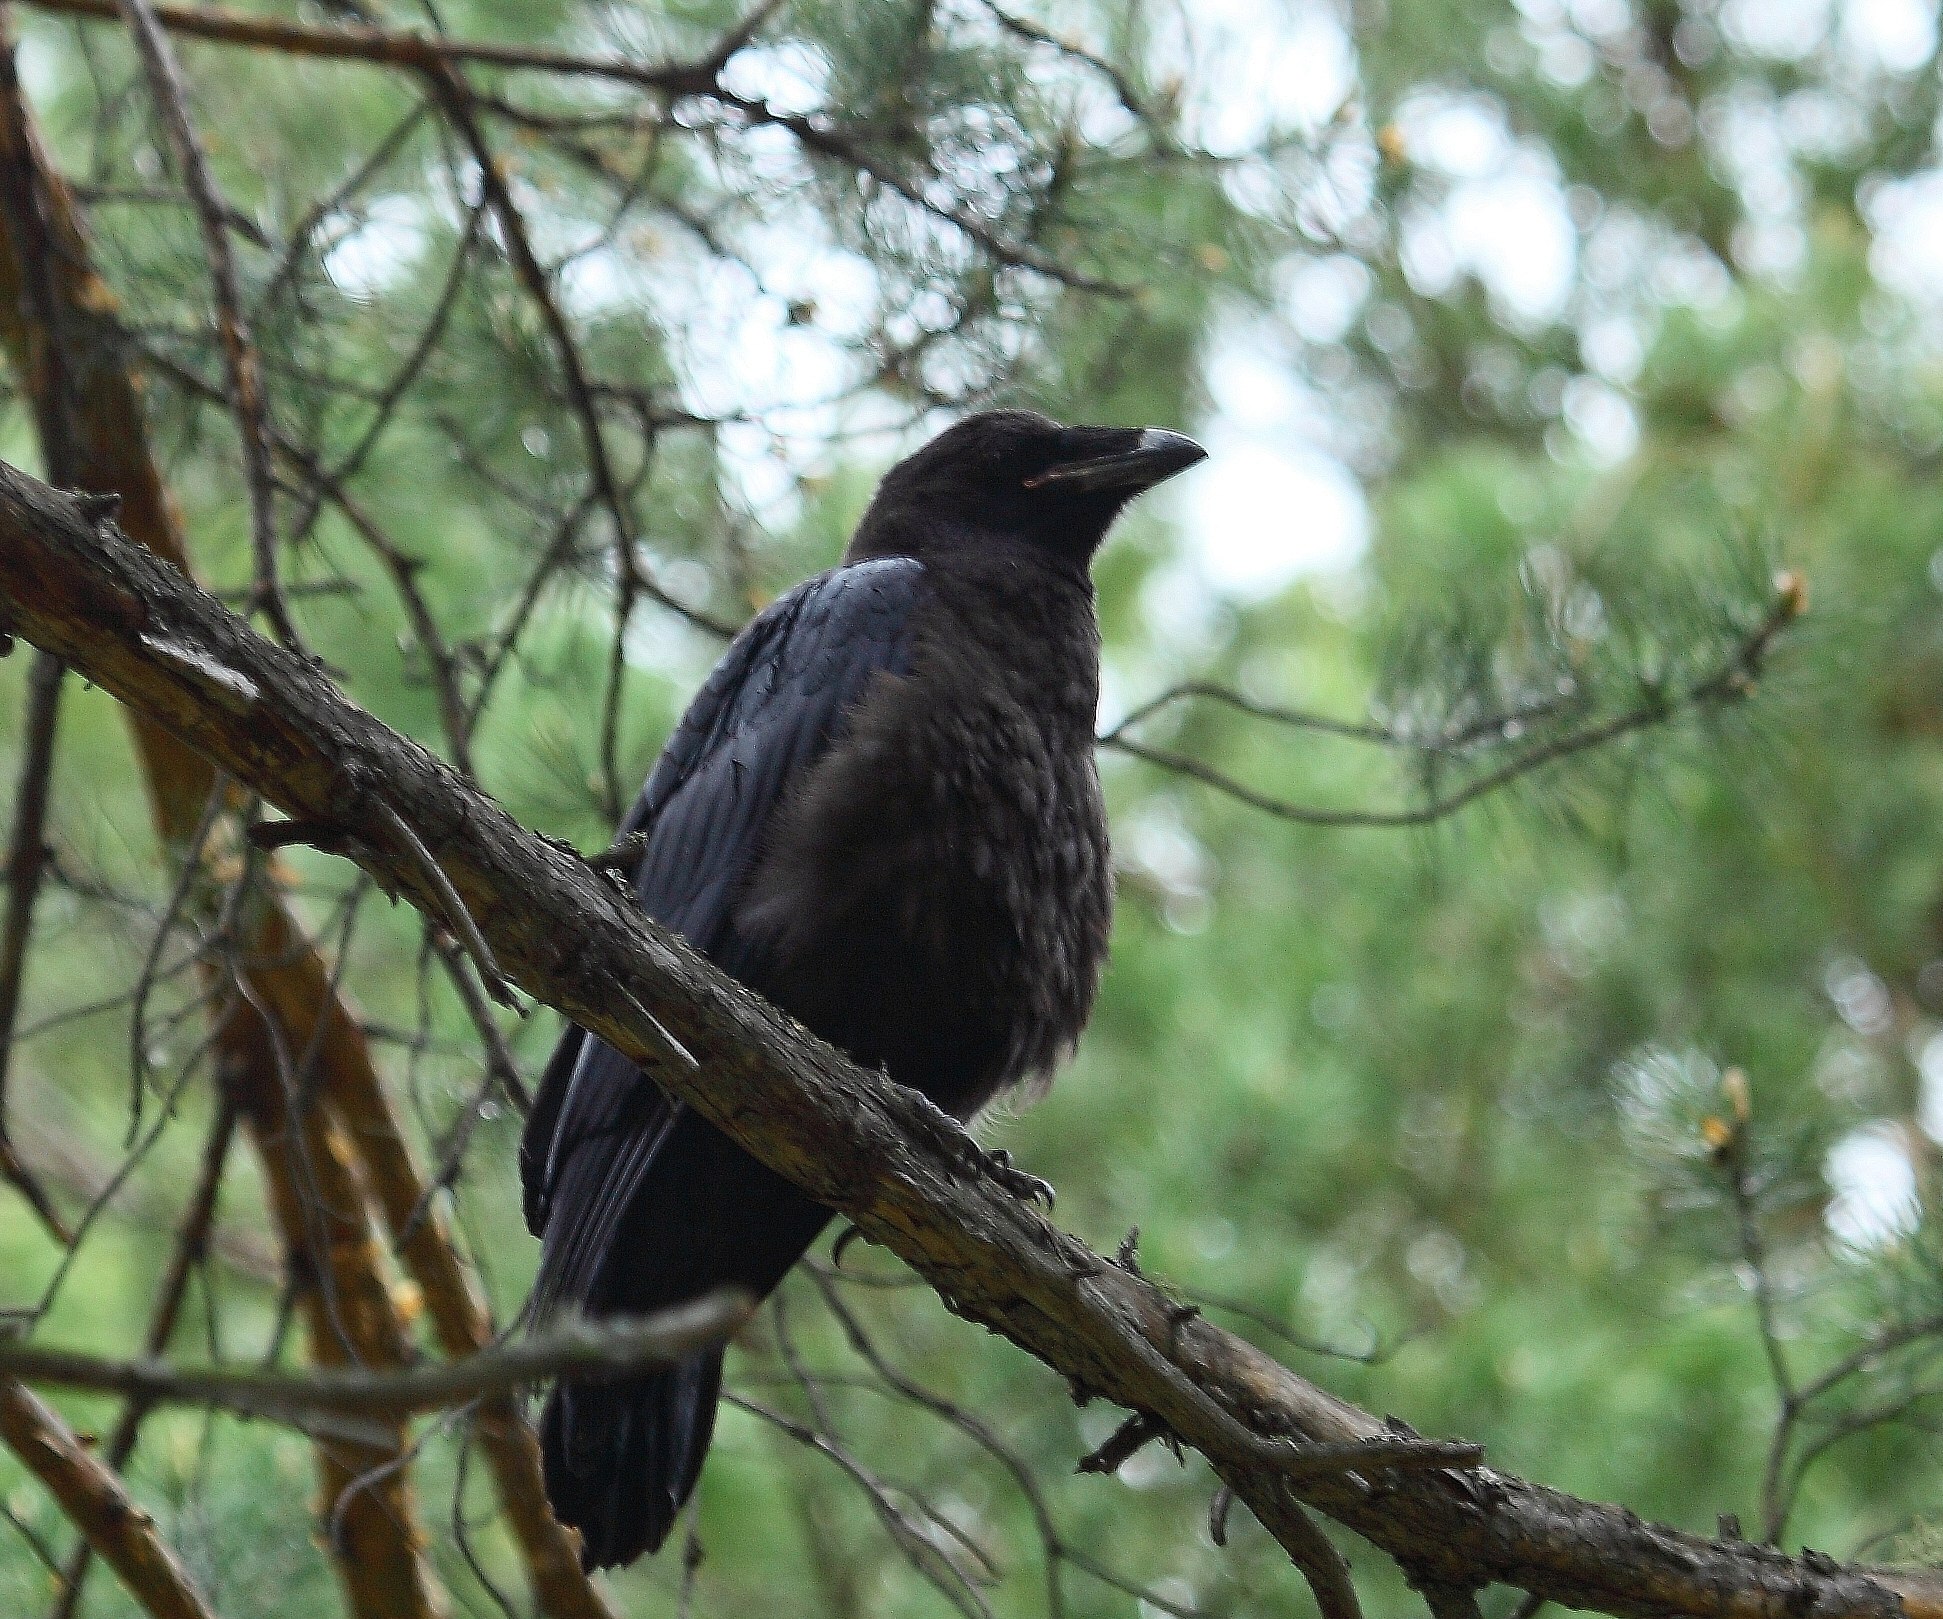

[1099,574,1805,828]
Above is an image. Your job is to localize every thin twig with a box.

[1101,577,1805,828]
[0,649,67,1242]
[1278,1498,1364,1619]
[0,1292,751,1426]
[1100,679,1578,754]
[115,0,292,642]
[768,1290,999,1615]
[806,1267,1076,1619]
[20,0,743,95]
[254,96,433,315]
[730,1386,998,1619]
[1726,1129,1801,1545]
[4,1067,278,1283]
[51,1103,237,1619]
[372,798,518,1008]
[1077,1411,1166,1474]
[423,61,730,816]
[397,935,530,1242]
[708,88,1130,295]
[974,0,1156,130]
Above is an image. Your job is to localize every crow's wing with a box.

[519,556,925,1312]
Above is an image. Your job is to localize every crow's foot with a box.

[983,1148,1056,1210]
[901,1088,1056,1210]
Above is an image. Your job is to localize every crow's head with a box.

[850,409,1205,566]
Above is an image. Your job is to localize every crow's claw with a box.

[902,1088,1057,1210]
[983,1148,1056,1210]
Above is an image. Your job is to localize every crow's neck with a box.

[845,509,1107,580]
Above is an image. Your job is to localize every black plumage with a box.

[520,410,1206,1568]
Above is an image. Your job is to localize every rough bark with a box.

[0,460,1935,1619]
[0,1380,221,1619]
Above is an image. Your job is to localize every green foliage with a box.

[4,0,1943,1615]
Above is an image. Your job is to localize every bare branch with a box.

[373,797,518,1008]
[115,0,290,641]
[1100,577,1805,827]
[0,1292,751,1427]
[1076,1411,1166,1475]
[18,0,735,95]
[405,933,531,1237]
[1100,680,1575,753]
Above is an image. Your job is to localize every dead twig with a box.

[371,798,518,1009]
[1278,1498,1364,1619]
[1077,1411,1167,1475]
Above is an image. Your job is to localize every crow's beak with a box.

[1024,427,1207,494]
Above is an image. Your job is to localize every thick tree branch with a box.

[0,462,1935,1619]
[0,1379,220,1619]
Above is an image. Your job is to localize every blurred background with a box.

[1,0,1941,1614]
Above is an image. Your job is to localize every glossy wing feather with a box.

[518,556,924,1315]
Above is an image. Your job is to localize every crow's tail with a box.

[540,1352,723,1569]
[530,1091,835,1567]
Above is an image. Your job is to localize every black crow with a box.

[520,409,1205,1568]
